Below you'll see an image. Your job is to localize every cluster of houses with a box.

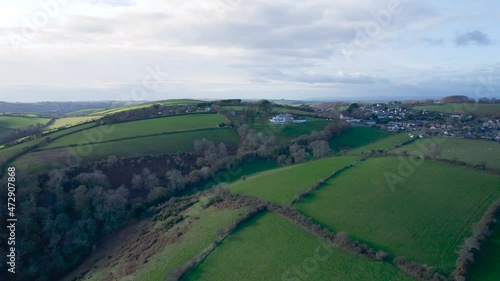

[340,104,500,141]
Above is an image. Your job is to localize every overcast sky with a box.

[0,0,499,102]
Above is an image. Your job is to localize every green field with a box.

[65,199,247,281]
[347,132,413,154]
[415,103,500,115]
[230,157,359,205]
[45,114,225,149]
[251,117,335,142]
[468,223,500,281]
[47,116,103,130]
[329,127,389,151]
[295,157,500,271]
[0,123,97,169]
[0,115,50,131]
[392,137,500,170]
[14,128,239,173]
[96,99,203,115]
[187,212,416,281]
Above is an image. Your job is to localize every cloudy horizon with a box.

[0,0,499,102]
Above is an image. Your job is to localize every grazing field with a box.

[44,114,225,149]
[63,199,248,281]
[392,137,500,170]
[251,117,335,142]
[186,212,416,281]
[14,128,239,173]
[0,115,50,130]
[96,99,203,115]
[347,132,413,154]
[468,223,500,281]
[47,116,103,130]
[295,157,500,271]
[329,127,389,151]
[414,103,500,115]
[230,156,359,204]
[0,123,97,169]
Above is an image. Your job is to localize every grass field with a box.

[392,137,500,170]
[47,116,103,130]
[14,128,239,173]
[230,156,359,205]
[251,117,335,142]
[468,223,500,281]
[295,157,500,272]
[186,212,416,281]
[347,132,413,154]
[44,114,225,149]
[414,103,500,115]
[329,127,389,151]
[64,199,248,281]
[96,99,203,115]
[0,123,97,169]
[0,115,50,130]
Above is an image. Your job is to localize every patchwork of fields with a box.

[186,212,416,281]
[392,137,500,170]
[0,115,51,133]
[295,157,500,271]
[3,102,499,281]
[230,156,359,204]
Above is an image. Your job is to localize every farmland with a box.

[47,116,103,130]
[186,212,416,281]
[14,128,239,173]
[295,157,500,271]
[95,99,203,115]
[230,156,359,204]
[44,114,225,149]
[329,127,389,151]
[414,103,500,115]
[251,117,335,142]
[392,137,500,170]
[347,132,413,154]
[0,115,50,131]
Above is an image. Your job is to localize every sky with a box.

[0,0,499,102]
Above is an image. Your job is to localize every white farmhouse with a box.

[270,114,307,124]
